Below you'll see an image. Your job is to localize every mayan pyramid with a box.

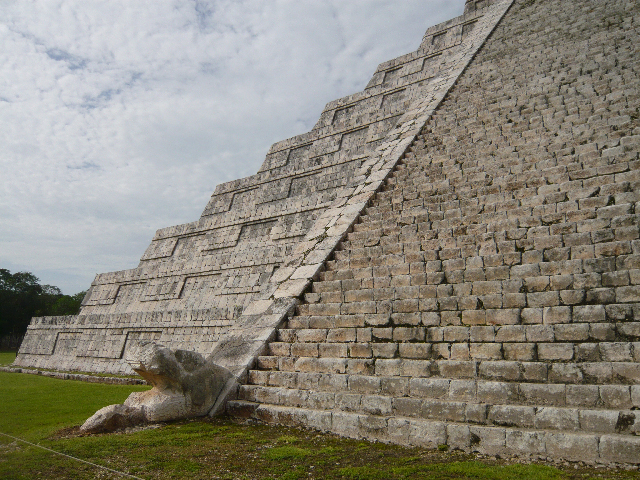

[17,0,640,463]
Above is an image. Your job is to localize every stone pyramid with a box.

[17,0,640,463]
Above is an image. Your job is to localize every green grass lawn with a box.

[0,371,635,480]
[0,351,16,365]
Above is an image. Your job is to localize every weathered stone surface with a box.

[545,433,599,463]
[81,342,234,432]
[80,404,145,434]
[599,435,640,464]
[231,0,640,466]
[16,0,640,466]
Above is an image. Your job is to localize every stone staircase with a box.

[228,0,640,463]
[231,152,640,461]
[15,0,513,376]
[230,126,640,459]
[229,163,640,462]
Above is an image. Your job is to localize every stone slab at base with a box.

[228,401,640,466]
[0,366,145,385]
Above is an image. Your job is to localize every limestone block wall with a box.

[229,0,640,464]
[16,0,511,374]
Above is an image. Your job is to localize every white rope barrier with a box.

[0,431,145,479]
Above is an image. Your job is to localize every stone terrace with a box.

[16,0,509,374]
[230,0,640,464]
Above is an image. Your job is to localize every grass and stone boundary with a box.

[1,367,638,479]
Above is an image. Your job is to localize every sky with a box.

[0,0,465,294]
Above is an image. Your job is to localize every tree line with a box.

[0,268,86,350]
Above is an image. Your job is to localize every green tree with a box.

[0,269,85,341]
[48,290,87,316]
[0,269,44,338]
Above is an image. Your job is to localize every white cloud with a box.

[0,0,464,293]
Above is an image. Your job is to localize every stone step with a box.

[331,209,640,250]
[245,371,640,410]
[348,213,640,243]
[267,339,640,365]
[342,226,640,262]
[351,222,382,233]
[356,282,634,305]
[302,270,640,302]
[238,384,640,437]
[322,259,350,273]
[345,210,640,242]
[278,322,640,350]
[362,174,638,215]
[318,268,364,282]
[390,171,639,200]
[386,155,638,195]
[255,355,640,385]
[296,278,640,318]
[227,401,640,464]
